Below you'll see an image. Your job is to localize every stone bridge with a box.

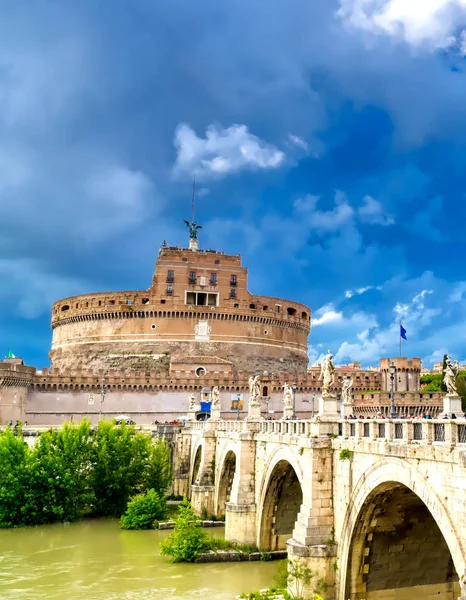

[173,417,466,600]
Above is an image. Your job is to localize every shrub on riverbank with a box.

[160,497,211,562]
[0,420,172,528]
[120,489,167,530]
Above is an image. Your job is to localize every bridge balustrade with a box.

[188,418,466,447]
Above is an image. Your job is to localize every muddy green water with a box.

[0,520,280,600]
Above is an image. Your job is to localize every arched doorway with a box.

[191,445,202,486]
[259,460,303,551]
[346,482,460,599]
[216,450,236,517]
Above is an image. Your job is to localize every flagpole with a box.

[400,322,402,357]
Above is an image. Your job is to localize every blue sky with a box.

[1,0,466,369]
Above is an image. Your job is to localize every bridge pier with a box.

[288,436,337,599]
[225,430,258,545]
[191,430,216,516]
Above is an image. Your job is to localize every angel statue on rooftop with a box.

[184,220,202,241]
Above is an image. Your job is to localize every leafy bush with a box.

[339,449,352,461]
[0,419,173,528]
[160,497,210,562]
[120,489,167,530]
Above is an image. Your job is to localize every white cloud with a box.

[358,195,395,226]
[450,281,466,302]
[337,0,466,51]
[288,134,309,151]
[313,304,344,326]
[345,285,382,298]
[172,123,285,179]
[293,191,354,234]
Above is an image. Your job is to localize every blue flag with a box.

[400,324,407,340]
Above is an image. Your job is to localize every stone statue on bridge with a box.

[282,383,293,409]
[210,386,221,409]
[319,350,335,397]
[281,383,293,420]
[443,355,460,395]
[246,375,263,420]
[189,393,197,411]
[341,376,353,404]
[248,375,261,406]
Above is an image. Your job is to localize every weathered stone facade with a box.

[175,416,466,599]
[49,245,311,374]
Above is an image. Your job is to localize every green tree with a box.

[0,427,30,527]
[90,421,150,517]
[120,488,167,529]
[160,497,210,562]
[145,437,172,496]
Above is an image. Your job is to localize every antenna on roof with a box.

[191,175,196,222]
[184,175,202,251]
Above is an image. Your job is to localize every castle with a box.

[0,228,444,424]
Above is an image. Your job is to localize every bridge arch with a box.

[190,441,203,486]
[338,458,465,600]
[257,447,304,551]
[215,449,237,517]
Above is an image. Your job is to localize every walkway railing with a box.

[340,419,466,445]
[185,417,466,446]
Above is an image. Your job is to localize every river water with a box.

[0,520,279,600]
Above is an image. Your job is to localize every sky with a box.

[1,0,466,369]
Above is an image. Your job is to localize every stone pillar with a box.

[209,406,221,421]
[287,540,336,600]
[340,402,353,418]
[318,393,340,420]
[288,439,336,599]
[441,393,465,418]
[246,402,263,421]
[225,427,258,545]
[190,431,216,516]
[172,431,192,498]
[281,405,293,420]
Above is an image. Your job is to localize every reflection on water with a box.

[0,519,278,599]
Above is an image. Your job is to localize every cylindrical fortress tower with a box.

[49,244,311,374]
[380,357,421,392]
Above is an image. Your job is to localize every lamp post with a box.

[389,361,397,419]
[99,377,108,421]
[292,381,297,420]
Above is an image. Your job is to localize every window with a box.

[230,288,237,298]
[61,305,70,312]
[189,271,197,283]
[166,284,174,295]
[210,273,217,285]
[234,303,239,308]
[195,366,207,377]
[263,305,269,311]
[109,300,115,306]
[167,270,174,283]
[186,291,218,306]
[98,300,102,307]
[275,304,281,314]
[230,274,237,286]
[287,307,297,316]
[142,298,149,304]
[182,257,188,262]
[127,300,133,305]
[215,259,220,264]
[161,299,166,304]
[151,324,156,330]
[249,303,256,309]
